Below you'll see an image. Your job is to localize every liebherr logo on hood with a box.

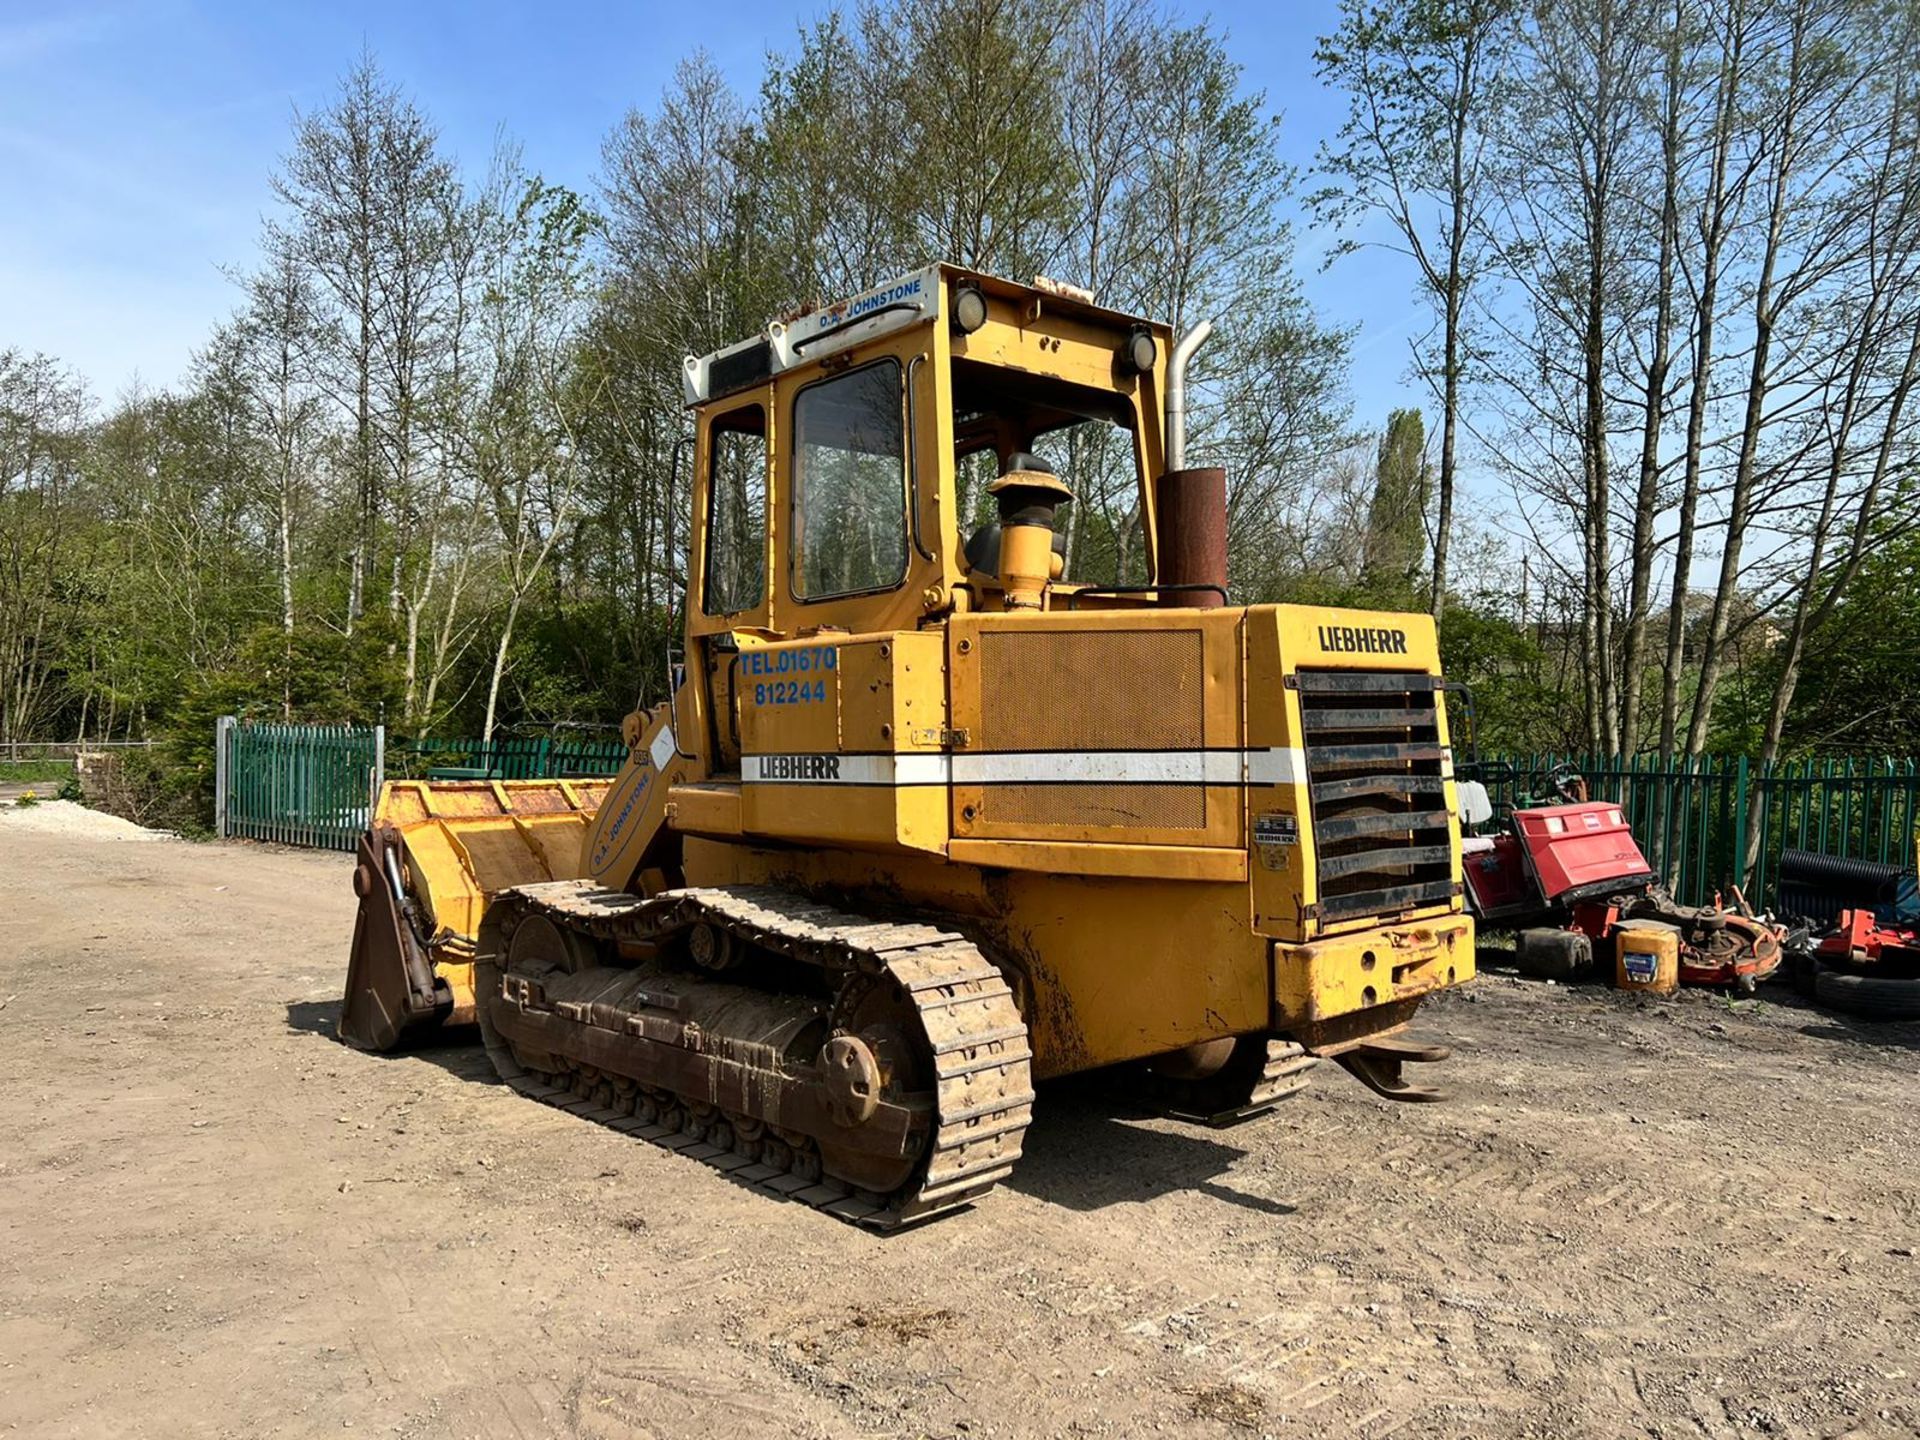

[1316,624,1409,655]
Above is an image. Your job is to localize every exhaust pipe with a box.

[1165,319,1213,471]
[1158,320,1226,607]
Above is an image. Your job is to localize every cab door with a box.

[685,390,773,775]
[772,336,948,638]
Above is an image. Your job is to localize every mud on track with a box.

[1,820,1916,1438]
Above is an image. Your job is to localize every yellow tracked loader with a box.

[342,264,1476,1226]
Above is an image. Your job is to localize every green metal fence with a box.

[212,719,1920,900]
[216,718,382,852]
[387,734,627,781]
[1478,752,1920,909]
[213,722,623,851]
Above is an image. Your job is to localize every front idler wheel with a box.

[822,1034,883,1126]
[810,974,935,1194]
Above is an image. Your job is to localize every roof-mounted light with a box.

[1117,325,1158,377]
[951,284,989,335]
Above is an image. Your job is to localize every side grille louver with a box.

[1297,670,1455,921]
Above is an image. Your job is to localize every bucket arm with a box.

[581,704,698,894]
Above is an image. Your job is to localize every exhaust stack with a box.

[1165,319,1213,472]
[1157,321,1227,608]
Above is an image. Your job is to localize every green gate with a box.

[216,717,383,851]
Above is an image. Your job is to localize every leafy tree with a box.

[1778,531,1920,755]
[1360,408,1430,601]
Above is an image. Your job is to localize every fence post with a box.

[1732,754,1749,893]
[372,724,385,820]
[214,715,234,838]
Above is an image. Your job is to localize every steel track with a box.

[475,882,1035,1229]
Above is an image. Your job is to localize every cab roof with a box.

[681,263,1167,406]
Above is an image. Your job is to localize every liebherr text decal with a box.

[747,753,843,782]
[1315,624,1409,654]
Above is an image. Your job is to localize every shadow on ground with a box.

[285,999,341,1037]
[1004,1080,1298,1218]
[1734,981,1920,1052]
[284,999,501,1081]
[284,996,1300,1216]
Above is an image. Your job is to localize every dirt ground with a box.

[2,819,1917,1440]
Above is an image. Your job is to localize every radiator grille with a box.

[975,628,1206,832]
[1297,670,1454,920]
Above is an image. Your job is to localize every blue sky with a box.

[0,0,1427,425]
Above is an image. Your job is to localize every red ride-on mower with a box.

[1458,765,1785,994]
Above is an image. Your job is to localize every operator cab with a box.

[679,264,1181,773]
[683,265,1172,626]
[951,364,1147,590]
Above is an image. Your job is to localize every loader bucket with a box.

[340,825,445,1051]
[338,778,610,1051]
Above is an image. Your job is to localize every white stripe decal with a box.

[893,753,951,786]
[741,747,1305,787]
[1246,746,1306,786]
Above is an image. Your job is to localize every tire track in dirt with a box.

[4,832,1918,1438]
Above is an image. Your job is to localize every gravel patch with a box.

[0,797,174,842]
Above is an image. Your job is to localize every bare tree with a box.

[1616,0,1690,755]
[234,250,325,642]
[1657,0,1754,756]
[1482,0,1659,750]
[474,182,596,740]
[272,53,456,634]
[1738,15,1920,805]
[1684,0,1869,756]
[1316,0,1514,621]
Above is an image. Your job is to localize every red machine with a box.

[1806,909,1920,976]
[1462,786,1784,992]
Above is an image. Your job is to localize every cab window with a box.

[791,360,908,599]
[704,404,767,615]
[950,358,1146,586]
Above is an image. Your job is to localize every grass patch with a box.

[0,759,76,784]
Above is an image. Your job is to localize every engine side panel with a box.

[734,630,950,854]
[946,609,1246,851]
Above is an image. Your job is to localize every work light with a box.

[952,284,989,334]
[1119,325,1157,376]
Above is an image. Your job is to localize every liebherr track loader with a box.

[342,264,1476,1227]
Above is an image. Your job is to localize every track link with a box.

[475,881,1034,1228]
